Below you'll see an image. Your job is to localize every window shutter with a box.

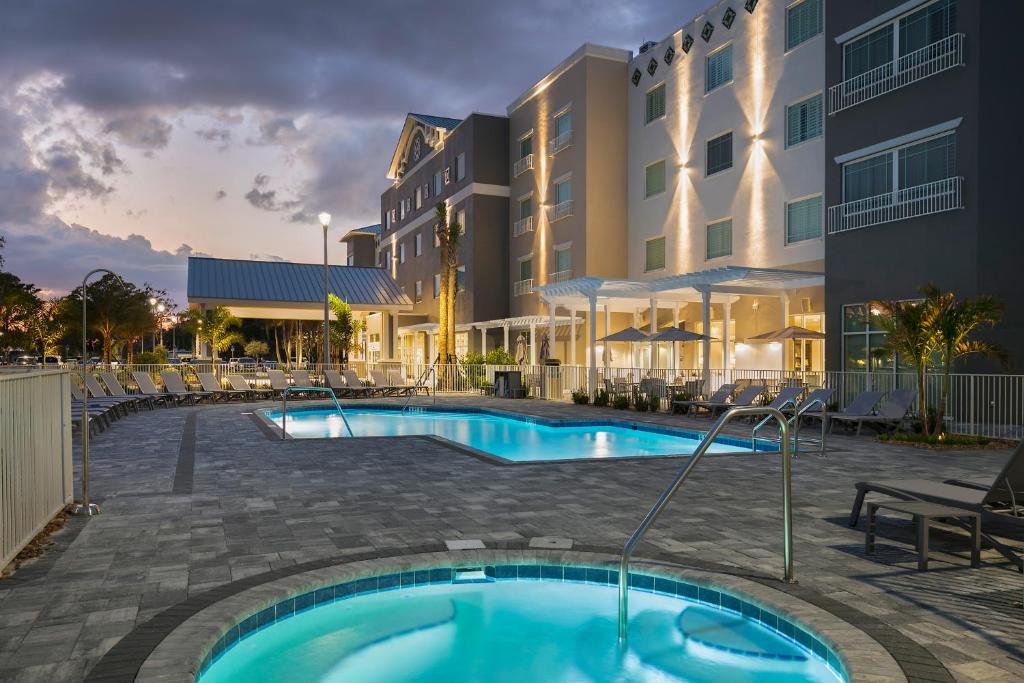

[645,237,666,271]
[787,0,822,51]
[786,196,822,244]
[706,220,732,259]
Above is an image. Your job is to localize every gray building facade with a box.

[825,0,1024,372]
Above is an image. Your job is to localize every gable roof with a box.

[386,112,462,180]
[409,113,462,130]
[340,224,381,242]
[187,257,410,308]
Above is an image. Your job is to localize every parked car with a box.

[13,354,41,366]
[229,357,257,369]
[42,356,61,365]
[262,360,279,370]
[166,357,183,366]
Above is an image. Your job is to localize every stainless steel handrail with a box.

[402,366,436,413]
[750,398,801,451]
[280,386,353,439]
[618,405,794,644]
[751,396,829,456]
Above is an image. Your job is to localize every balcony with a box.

[549,130,573,154]
[549,199,573,222]
[513,216,534,237]
[829,33,964,114]
[513,154,534,177]
[513,279,534,297]
[549,269,573,284]
[827,176,963,234]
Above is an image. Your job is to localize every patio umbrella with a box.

[648,328,714,343]
[514,333,528,365]
[539,333,550,363]
[598,327,649,343]
[747,325,825,341]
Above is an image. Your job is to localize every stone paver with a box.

[1,397,1022,682]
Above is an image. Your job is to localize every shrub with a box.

[632,390,648,412]
[461,351,486,365]
[878,432,993,448]
[593,389,609,407]
[135,347,167,365]
[571,389,590,405]
[485,347,516,365]
[648,395,660,412]
[612,395,629,410]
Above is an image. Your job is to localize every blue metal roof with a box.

[409,113,462,130]
[187,257,411,307]
[341,224,381,241]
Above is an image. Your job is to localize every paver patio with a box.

[0,397,1022,682]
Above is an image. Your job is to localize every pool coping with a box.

[82,545,927,683]
[251,402,781,464]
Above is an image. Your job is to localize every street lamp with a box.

[318,211,332,369]
[73,268,114,516]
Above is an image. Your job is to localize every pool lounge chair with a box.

[829,389,916,436]
[389,369,426,396]
[766,386,806,413]
[673,383,737,414]
[69,382,125,425]
[134,371,191,406]
[290,369,317,389]
[804,390,883,435]
[101,371,170,408]
[849,439,1024,571]
[342,369,377,397]
[792,387,835,417]
[160,370,213,404]
[369,369,409,397]
[82,372,147,413]
[227,374,275,400]
[70,378,136,416]
[323,369,361,398]
[198,372,249,401]
[266,369,291,397]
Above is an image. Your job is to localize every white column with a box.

[723,299,732,383]
[426,331,434,365]
[672,303,680,374]
[569,307,577,365]
[701,288,711,391]
[603,304,611,372]
[649,297,658,370]
[503,324,510,352]
[479,327,487,355]
[781,291,791,372]
[547,301,557,361]
[529,323,536,365]
[588,295,598,395]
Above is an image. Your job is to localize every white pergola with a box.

[535,266,824,394]
[472,315,583,364]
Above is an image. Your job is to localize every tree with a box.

[921,284,1008,434]
[27,298,64,359]
[244,340,269,359]
[433,202,462,363]
[0,271,41,348]
[62,274,154,363]
[328,294,356,364]
[869,298,938,437]
[196,306,244,360]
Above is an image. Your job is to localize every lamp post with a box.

[73,268,114,516]
[318,212,332,369]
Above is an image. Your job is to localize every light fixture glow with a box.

[318,211,332,227]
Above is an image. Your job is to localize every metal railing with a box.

[752,395,830,456]
[550,130,572,154]
[402,366,436,412]
[827,176,963,234]
[512,216,534,237]
[549,269,573,284]
[280,386,353,439]
[1,370,73,569]
[618,405,794,643]
[550,199,573,222]
[829,33,965,114]
[513,279,534,296]
[512,154,534,177]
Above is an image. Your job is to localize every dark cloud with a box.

[244,173,301,213]
[39,140,114,199]
[102,113,172,150]
[215,189,226,200]
[196,127,231,150]
[253,116,299,145]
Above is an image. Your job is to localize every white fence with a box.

[0,370,73,569]
[71,362,1024,440]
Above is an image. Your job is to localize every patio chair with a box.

[700,383,766,417]
[290,369,317,389]
[849,439,1024,570]
[101,371,169,409]
[81,372,147,413]
[133,371,191,406]
[766,386,806,413]
[69,381,126,422]
[673,383,737,414]
[227,374,275,400]
[829,389,915,436]
[792,387,835,417]
[803,390,883,435]
[71,377,137,416]
[160,370,214,404]
[342,369,377,397]
[266,369,291,397]
[321,369,362,398]
[387,369,418,397]
[197,372,249,401]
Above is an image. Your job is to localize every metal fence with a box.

[0,369,73,569]
[64,362,1024,440]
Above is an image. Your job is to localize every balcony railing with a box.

[829,33,964,114]
[549,269,573,284]
[513,279,534,297]
[513,154,534,177]
[513,215,534,237]
[827,176,963,234]
[550,199,573,222]
[550,130,573,154]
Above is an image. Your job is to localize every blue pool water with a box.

[199,576,843,682]
[263,407,763,461]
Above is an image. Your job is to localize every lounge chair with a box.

[792,387,835,417]
[369,369,401,397]
[342,369,377,397]
[290,369,317,389]
[161,370,213,404]
[266,369,291,397]
[71,378,136,416]
[69,382,124,425]
[849,439,1024,570]
[197,372,248,401]
[227,374,275,400]
[323,369,359,398]
[828,389,916,436]
[101,371,169,408]
[82,372,147,412]
[673,383,737,414]
[804,390,883,435]
[389,369,423,396]
[134,371,190,406]
[766,386,806,413]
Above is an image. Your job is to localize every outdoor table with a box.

[865,500,981,571]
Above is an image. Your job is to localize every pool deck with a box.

[0,396,1022,682]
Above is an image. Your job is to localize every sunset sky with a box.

[0,0,703,305]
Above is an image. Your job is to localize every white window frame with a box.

[644,82,667,125]
[705,217,733,261]
[784,193,824,246]
[784,0,824,54]
[455,153,466,181]
[840,130,956,203]
[704,42,734,94]
[785,91,824,149]
[414,280,423,304]
[644,158,667,199]
[414,233,422,257]
[398,242,406,264]
[839,0,953,79]
[518,129,534,159]
[705,129,734,177]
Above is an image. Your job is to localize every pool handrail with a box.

[402,366,436,413]
[618,405,794,645]
[280,386,354,438]
[751,395,830,456]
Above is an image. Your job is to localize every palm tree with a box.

[921,284,1008,434]
[433,202,462,364]
[328,294,356,364]
[198,306,244,360]
[869,298,938,436]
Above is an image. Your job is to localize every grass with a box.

[876,432,1008,449]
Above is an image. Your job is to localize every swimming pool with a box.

[261,406,771,462]
[198,564,846,682]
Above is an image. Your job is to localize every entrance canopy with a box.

[187,256,412,320]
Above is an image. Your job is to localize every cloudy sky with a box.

[0,0,703,304]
